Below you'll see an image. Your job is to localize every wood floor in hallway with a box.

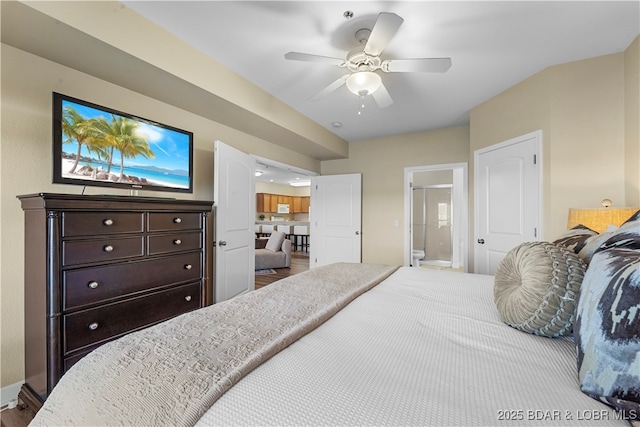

[255,250,310,289]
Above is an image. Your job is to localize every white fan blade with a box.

[372,81,393,108]
[284,52,345,66]
[382,58,452,73]
[309,75,350,101]
[364,12,404,57]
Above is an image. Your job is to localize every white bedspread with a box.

[197,267,629,426]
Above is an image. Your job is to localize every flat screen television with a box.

[52,92,193,194]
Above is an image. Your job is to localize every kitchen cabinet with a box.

[300,196,310,213]
[283,195,294,206]
[256,193,268,213]
[292,197,302,213]
[269,194,278,212]
[256,193,277,213]
[256,193,309,214]
[291,196,310,213]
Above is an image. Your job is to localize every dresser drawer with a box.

[62,236,144,266]
[63,282,201,354]
[63,253,202,310]
[148,231,202,255]
[62,212,144,237]
[148,212,202,231]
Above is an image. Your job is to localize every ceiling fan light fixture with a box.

[346,71,381,96]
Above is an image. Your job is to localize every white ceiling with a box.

[123,1,639,144]
[254,158,316,186]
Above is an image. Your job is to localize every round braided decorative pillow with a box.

[493,242,587,337]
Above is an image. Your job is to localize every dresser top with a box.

[18,193,214,211]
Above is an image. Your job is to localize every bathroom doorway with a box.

[412,185,453,267]
[404,163,468,271]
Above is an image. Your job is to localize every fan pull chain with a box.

[357,93,366,116]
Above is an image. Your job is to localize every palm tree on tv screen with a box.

[91,115,155,178]
[105,115,155,181]
[62,106,155,182]
[61,106,105,174]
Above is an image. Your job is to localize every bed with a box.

[29,215,640,427]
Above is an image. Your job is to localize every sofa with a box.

[255,231,291,270]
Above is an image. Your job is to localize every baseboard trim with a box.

[0,381,23,409]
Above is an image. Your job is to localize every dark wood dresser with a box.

[17,193,214,410]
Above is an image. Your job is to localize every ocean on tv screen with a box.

[61,156,189,189]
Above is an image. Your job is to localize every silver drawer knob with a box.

[184,295,192,302]
[103,245,114,252]
[88,322,99,330]
[103,219,114,226]
[173,239,182,245]
[88,281,99,289]
[184,264,192,270]
[173,217,182,224]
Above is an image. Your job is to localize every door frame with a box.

[404,163,468,271]
[251,155,317,270]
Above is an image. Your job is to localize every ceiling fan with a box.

[284,12,452,108]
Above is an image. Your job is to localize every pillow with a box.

[595,209,640,254]
[494,242,586,337]
[577,225,618,264]
[553,224,597,254]
[265,230,286,252]
[574,248,640,420]
[255,238,268,249]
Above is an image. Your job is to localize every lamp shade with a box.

[346,72,382,96]
[567,207,639,233]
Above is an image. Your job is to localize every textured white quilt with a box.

[31,264,629,426]
[198,267,630,426]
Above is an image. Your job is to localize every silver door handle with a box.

[218,240,227,246]
[355,231,360,235]
[477,238,485,244]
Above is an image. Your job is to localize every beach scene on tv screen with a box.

[60,99,190,190]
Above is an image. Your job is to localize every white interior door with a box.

[474,131,541,275]
[214,140,255,302]
[310,174,362,268]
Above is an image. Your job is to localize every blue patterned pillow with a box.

[574,248,640,420]
[553,224,597,254]
[577,227,618,264]
[596,210,640,253]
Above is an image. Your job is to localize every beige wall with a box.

[0,45,320,389]
[470,50,630,241]
[625,36,640,206]
[322,126,470,265]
